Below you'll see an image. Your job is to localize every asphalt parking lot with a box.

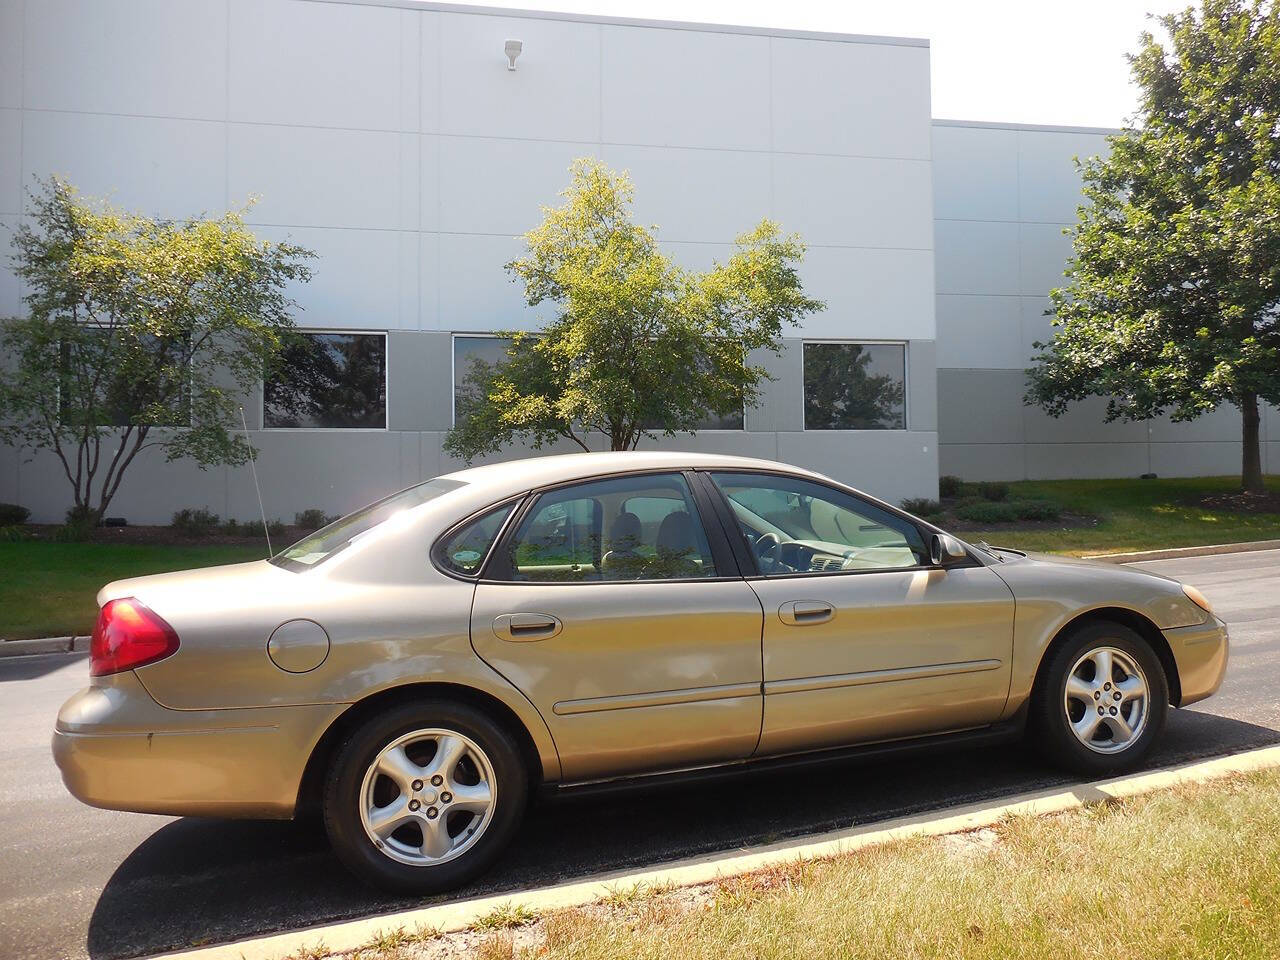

[1,549,1277,960]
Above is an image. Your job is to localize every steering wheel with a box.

[754,531,783,570]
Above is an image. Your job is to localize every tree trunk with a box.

[1241,393,1264,493]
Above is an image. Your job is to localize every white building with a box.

[0,0,1271,523]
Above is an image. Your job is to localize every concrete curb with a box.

[0,636,87,657]
[154,744,1280,960]
[1086,539,1280,564]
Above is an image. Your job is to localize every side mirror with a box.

[929,532,968,566]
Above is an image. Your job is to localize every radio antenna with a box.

[240,406,273,557]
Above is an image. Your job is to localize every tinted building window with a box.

[455,335,744,431]
[453,335,512,426]
[264,332,386,429]
[803,342,906,430]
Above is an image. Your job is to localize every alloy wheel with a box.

[358,728,497,866]
[1062,645,1150,754]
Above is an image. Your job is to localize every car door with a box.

[703,471,1015,756]
[469,471,764,781]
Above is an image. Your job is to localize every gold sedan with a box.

[52,452,1229,892]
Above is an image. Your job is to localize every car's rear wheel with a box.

[1031,621,1169,777]
[323,700,527,892]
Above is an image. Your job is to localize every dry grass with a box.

[342,770,1280,960]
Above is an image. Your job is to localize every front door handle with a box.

[492,613,563,642]
[778,600,835,626]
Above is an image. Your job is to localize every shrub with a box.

[954,501,1021,524]
[171,507,221,537]
[901,497,943,517]
[239,518,287,540]
[221,518,240,535]
[294,508,338,530]
[0,503,30,525]
[63,504,100,538]
[977,481,1010,502]
[955,498,1063,524]
[938,475,964,498]
[1012,498,1062,521]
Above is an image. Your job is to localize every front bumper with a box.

[52,671,346,819]
[1164,615,1230,707]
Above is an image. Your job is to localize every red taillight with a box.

[90,598,180,677]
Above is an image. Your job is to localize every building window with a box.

[60,329,190,428]
[453,335,513,426]
[803,342,906,431]
[453,334,745,432]
[263,332,387,429]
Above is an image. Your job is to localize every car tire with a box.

[323,699,527,893]
[1031,621,1169,777]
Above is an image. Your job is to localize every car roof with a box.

[438,451,826,501]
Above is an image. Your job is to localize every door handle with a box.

[492,613,562,642]
[778,600,834,626]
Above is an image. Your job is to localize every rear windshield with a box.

[272,478,465,571]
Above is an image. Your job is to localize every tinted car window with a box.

[504,473,718,582]
[274,478,464,570]
[711,472,927,575]
[436,503,514,576]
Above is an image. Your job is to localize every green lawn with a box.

[0,542,264,640]
[963,475,1280,555]
[348,770,1280,960]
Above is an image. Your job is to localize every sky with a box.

[441,0,1183,128]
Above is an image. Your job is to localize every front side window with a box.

[264,332,387,429]
[803,342,906,430]
[501,473,718,582]
[711,472,927,575]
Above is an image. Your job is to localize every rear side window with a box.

[500,473,718,582]
[436,503,514,576]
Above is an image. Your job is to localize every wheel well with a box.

[1032,607,1182,707]
[294,682,546,820]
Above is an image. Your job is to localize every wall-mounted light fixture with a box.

[504,39,523,70]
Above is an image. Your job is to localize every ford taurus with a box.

[53,452,1229,891]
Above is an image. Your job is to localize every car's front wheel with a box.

[1032,621,1169,777]
[323,700,527,892]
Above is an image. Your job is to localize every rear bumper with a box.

[1164,616,1230,708]
[52,672,345,819]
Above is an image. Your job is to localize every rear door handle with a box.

[492,613,563,642]
[778,601,835,626]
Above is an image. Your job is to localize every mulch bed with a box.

[947,511,1101,533]
[1193,491,1280,514]
[17,523,315,547]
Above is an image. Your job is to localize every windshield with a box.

[272,478,465,571]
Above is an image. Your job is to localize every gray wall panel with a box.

[938,443,1026,481]
[387,330,452,431]
[1024,443,1149,479]
[907,339,938,432]
[936,369,1025,444]
[774,430,939,503]
[746,343,804,433]
[1149,441,1241,478]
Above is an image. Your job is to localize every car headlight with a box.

[1182,583,1214,616]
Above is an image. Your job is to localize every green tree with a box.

[1027,0,1280,493]
[0,178,313,530]
[444,159,823,461]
